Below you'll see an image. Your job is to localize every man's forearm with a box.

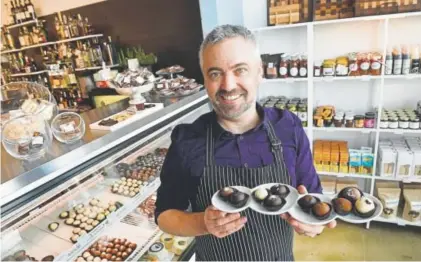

[157,209,208,237]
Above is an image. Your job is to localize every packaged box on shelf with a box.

[402,184,421,223]
[375,181,401,220]
[396,150,414,179]
[349,149,361,174]
[339,163,349,173]
[321,176,336,197]
[378,148,397,177]
[361,153,374,175]
[412,150,421,178]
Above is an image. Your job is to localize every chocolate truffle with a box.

[338,187,363,203]
[332,198,352,216]
[263,195,286,211]
[298,195,320,213]
[41,255,54,261]
[59,211,69,219]
[270,184,290,198]
[253,188,269,203]
[71,235,79,243]
[311,202,332,220]
[48,222,59,232]
[65,218,75,225]
[228,191,249,208]
[218,187,236,201]
[354,196,376,218]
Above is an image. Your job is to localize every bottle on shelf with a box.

[82,44,92,68]
[30,57,38,72]
[5,28,16,49]
[14,0,23,23]
[37,21,47,43]
[84,17,93,35]
[18,28,26,47]
[31,26,39,44]
[402,45,411,75]
[62,14,71,39]
[17,52,25,71]
[107,36,118,65]
[410,45,420,74]
[77,14,85,36]
[54,15,62,40]
[25,0,36,20]
[70,15,80,38]
[74,41,85,68]
[384,48,393,75]
[23,0,32,21]
[10,0,17,24]
[91,37,104,66]
[22,26,32,46]
[24,55,31,73]
[392,46,402,75]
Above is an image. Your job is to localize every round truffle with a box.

[41,255,54,261]
[332,198,352,216]
[270,184,290,198]
[228,191,249,208]
[48,222,59,232]
[354,196,376,218]
[253,188,269,202]
[338,187,363,203]
[218,187,236,201]
[298,195,320,213]
[263,195,286,211]
[311,202,332,220]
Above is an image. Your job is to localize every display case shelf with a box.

[9,70,48,77]
[383,75,421,80]
[5,19,39,29]
[313,75,382,82]
[74,64,120,71]
[313,127,376,133]
[127,228,163,261]
[262,78,308,83]
[318,171,373,179]
[379,129,421,134]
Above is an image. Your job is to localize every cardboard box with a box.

[412,150,421,178]
[378,148,397,177]
[402,184,421,223]
[375,181,401,220]
[396,150,414,179]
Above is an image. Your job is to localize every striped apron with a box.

[194,120,294,261]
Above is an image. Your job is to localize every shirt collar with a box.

[211,103,268,140]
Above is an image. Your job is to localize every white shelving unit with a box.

[9,70,48,77]
[249,8,421,228]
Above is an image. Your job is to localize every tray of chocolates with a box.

[152,76,203,97]
[288,186,383,225]
[211,183,300,215]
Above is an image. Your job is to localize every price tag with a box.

[32,136,44,145]
[397,220,406,226]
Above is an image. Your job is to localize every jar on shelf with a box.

[314,115,324,127]
[334,115,343,127]
[287,103,297,115]
[289,54,299,78]
[348,52,359,76]
[298,103,308,127]
[345,115,354,128]
[370,52,383,75]
[336,56,349,76]
[364,112,376,128]
[359,53,370,75]
[275,102,286,110]
[299,54,308,77]
[279,54,289,78]
[409,117,420,129]
[322,59,336,76]
[354,115,365,128]
[324,116,333,127]
[380,116,389,129]
[314,61,322,77]
[388,117,399,129]
[399,117,410,129]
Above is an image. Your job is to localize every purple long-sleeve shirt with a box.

[155,104,321,220]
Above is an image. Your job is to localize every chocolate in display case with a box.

[1,88,209,261]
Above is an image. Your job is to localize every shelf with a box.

[313,75,382,82]
[374,175,421,183]
[128,228,163,261]
[383,74,421,80]
[313,11,421,26]
[374,216,421,227]
[6,19,38,29]
[252,22,309,32]
[313,127,376,133]
[379,128,421,134]
[75,64,120,71]
[9,70,48,77]
[318,171,373,179]
[1,34,103,54]
[56,178,161,261]
[262,78,308,83]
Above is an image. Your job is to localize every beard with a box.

[212,89,253,119]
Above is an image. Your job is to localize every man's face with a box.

[201,37,263,120]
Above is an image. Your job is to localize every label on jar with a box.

[298,112,307,122]
[380,121,389,128]
[323,68,334,76]
[314,68,321,77]
[385,59,393,75]
[336,65,348,76]
[349,63,358,71]
[410,121,420,129]
[371,62,381,70]
[399,121,409,129]
[393,59,402,75]
[32,136,44,146]
[299,67,307,77]
[279,67,288,76]
[290,67,298,77]
[268,63,274,68]
[402,59,411,75]
[360,62,370,71]
[389,121,399,129]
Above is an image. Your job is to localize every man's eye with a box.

[209,72,221,79]
[236,68,248,75]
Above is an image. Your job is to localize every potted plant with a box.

[118,46,157,72]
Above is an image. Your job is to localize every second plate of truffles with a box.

[212,186,252,213]
[288,194,337,226]
[249,183,299,215]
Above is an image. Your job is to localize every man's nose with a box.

[220,73,236,92]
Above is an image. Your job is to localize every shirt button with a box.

[244,163,248,168]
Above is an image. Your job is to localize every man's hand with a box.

[204,205,247,238]
[280,185,336,238]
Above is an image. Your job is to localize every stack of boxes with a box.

[377,137,421,179]
[313,140,374,175]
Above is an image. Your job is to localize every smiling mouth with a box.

[219,94,243,101]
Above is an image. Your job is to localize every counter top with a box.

[0,89,208,206]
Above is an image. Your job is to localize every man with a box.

[155,25,336,261]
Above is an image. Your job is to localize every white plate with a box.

[249,183,299,215]
[211,186,252,213]
[288,194,337,226]
[336,194,383,224]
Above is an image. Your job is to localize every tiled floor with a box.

[294,221,421,261]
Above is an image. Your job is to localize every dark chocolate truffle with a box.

[298,195,320,213]
[263,195,286,211]
[41,255,55,261]
[311,202,332,220]
[270,184,290,198]
[332,198,352,216]
[354,196,376,218]
[218,187,236,201]
[338,187,363,203]
[228,191,249,208]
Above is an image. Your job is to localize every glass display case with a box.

[1,90,209,261]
